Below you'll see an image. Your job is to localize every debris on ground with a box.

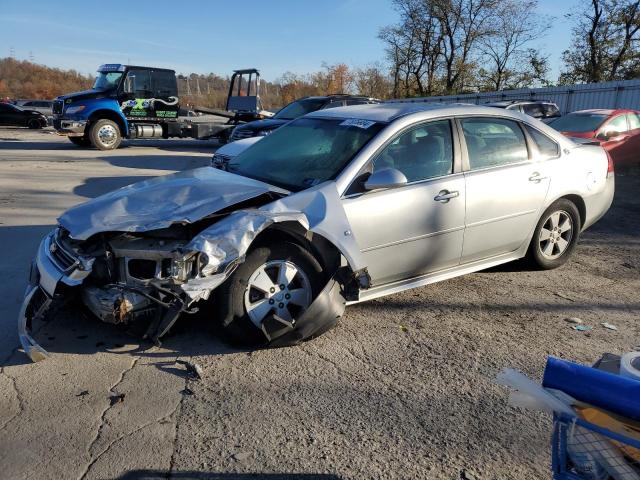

[564,317,583,324]
[76,390,89,397]
[231,451,251,462]
[399,325,408,333]
[109,393,126,406]
[572,325,593,332]
[554,291,575,302]
[181,387,194,396]
[177,360,203,380]
[460,469,478,480]
[602,322,618,331]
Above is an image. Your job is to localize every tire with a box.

[214,243,324,347]
[88,119,122,150]
[526,199,581,270]
[68,136,91,147]
[27,118,43,129]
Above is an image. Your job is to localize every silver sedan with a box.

[19,103,614,361]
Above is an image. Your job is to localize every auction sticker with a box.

[339,119,376,129]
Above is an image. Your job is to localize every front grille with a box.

[52,100,64,115]
[229,128,256,142]
[49,229,79,271]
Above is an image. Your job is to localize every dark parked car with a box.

[550,109,640,168]
[486,100,561,123]
[16,99,53,116]
[0,103,48,129]
[228,94,381,141]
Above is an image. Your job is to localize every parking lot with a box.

[0,127,639,479]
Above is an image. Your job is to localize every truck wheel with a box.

[214,243,324,347]
[89,119,122,150]
[69,136,91,147]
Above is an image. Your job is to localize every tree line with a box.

[1,0,638,107]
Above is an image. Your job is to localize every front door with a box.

[342,119,466,286]
[459,117,551,263]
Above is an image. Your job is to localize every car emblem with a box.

[49,242,57,253]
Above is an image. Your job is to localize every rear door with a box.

[459,116,551,263]
[622,113,640,166]
[598,114,631,164]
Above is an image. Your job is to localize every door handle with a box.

[434,190,459,202]
[528,172,548,183]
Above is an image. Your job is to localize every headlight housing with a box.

[65,105,86,114]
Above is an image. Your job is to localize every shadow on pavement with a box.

[119,471,342,479]
[73,176,156,198]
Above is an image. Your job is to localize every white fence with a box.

[391,79,640,114]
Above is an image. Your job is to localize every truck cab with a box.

[53,64,181,150]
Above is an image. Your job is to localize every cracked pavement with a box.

[1,128,639,479]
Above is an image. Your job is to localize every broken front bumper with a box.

[18,231,92,362]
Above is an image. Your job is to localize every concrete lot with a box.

[0,127,638,480]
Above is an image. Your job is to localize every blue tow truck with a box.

[52,64,270,150]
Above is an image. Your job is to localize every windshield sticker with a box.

[339,119,376,129]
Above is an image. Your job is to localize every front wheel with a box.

[88,119,122,150]
[27,118,43,129]
[214,243,324,347]
[526,199,581,270]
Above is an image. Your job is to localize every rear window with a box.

[461,118,529,169]
[550,114,607,133]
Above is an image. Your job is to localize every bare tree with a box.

[560,0,640,83]
[477,0,551,90]
[354,63,393,98]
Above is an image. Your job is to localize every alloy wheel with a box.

[538,210,573,260]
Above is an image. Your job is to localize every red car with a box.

[550,109,640,167]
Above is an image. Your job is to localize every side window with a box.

[461,117,529,170]
[523,103,544,118]
[152,70,177,97]
[603,115,629,134]
[627,113,640,130]
[371,119,453,183]
[324,100,345,109]
[22,101,34,107]
[123,69,152,97]
[524,125,560,160]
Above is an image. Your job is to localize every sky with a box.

[1,0,576,82]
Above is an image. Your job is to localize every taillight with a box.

[606,150,614,177]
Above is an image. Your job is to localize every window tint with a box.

[22,101,34,106]
[627,113,640,130]
[523,103,544,118]
[371,120,453,182]
[525,125,560,160]
[604,115,629,133]
[461,118,528,169]
[123,69,152,97]
[152,70,176,97]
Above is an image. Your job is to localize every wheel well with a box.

[560,194,586,228]
[88,110,126,136]
[252,224,343,278]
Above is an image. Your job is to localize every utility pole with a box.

[196,77,201,96]
[186,78,192,96]
[9,46,16,59]
[29,51,34,62]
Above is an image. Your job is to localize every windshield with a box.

[93,71,123,91]
[228,117,384,191]
[550,113,608,133]
[274,99,326,120]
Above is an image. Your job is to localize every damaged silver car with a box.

[19,103,615,361]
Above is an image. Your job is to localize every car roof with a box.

[299,94,380,102]
[485,100,554,107]
[305,102,526,123]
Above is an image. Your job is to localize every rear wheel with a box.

[214,243,324,347]
[527,199,581,270]
[68,136,91,147]
[88,119,122,150]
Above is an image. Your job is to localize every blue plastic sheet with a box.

[542,356,640,421]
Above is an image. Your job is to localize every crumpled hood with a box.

[59,167,287,240]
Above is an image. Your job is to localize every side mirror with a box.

[364,168,408,191]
